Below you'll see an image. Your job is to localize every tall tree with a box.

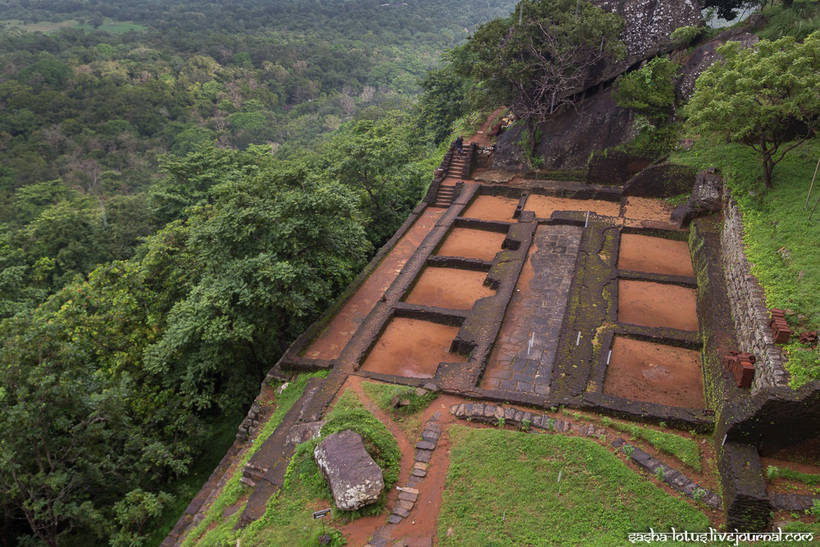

[685,31,820,187]
[461,0,625,151]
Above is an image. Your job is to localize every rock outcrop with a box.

[675,30,759,99]
[495,88,637,170]
[314,430,384,511]
[623,162,698,197]
[595,0,702,57]
[671,168,723,227]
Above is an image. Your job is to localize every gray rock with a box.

[314,430,384,511]
[595,0,702,57]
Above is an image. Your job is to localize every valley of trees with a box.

[0,1,518,544]
[2,0,817,544]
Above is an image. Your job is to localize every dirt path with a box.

[337,377,463,545]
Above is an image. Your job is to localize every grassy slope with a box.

[671,135,820,387]
[564,410,702,472]
[439,426,709,546]
[180,371,328,546]
[191,388,400,545]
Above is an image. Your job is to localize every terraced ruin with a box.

[167,115,820,546]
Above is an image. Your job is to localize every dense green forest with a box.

[0,1,517,545]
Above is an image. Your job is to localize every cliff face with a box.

[594,0,702,57]
[493,0,703,170]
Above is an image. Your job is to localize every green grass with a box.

[767,465,820,488]
[438,426,709,545]
[564,410,702,472]
[191,388,399,545]
[361,380,438,415]
[181,370,328,546]
[672,135,820,387]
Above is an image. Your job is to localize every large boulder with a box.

[494,88,637,170]
[671,168,723,227]
[675,29,759,100]
[314,430,384,511]
[586,150,653,185]
[594,0,702,57]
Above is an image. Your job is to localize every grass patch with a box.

[564,410,702,472]
[191,388,398,545]
[767,465,820,488]
[438,426,709,545]
[181,370,328,546]
[672,135,820,387]
[361,380,437,415]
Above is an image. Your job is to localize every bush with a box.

[670,25,703,47]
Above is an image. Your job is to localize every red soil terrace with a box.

[618,233,695,278]
[360,317,464,378]
[604,336,705,409]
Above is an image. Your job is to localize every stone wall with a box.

[720,194,789,392]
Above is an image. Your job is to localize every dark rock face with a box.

[676,31,759,100]
[492,124,528,172]
[494,89,636,170]
[622,162,698,198]
[595,0,702,57]
[586,150,653,185]
[314,430,384,511]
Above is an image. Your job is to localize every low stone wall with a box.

[720,195,789,392]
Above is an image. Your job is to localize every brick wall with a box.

[720,194,789,392]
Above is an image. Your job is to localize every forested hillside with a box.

[0,1,515,545]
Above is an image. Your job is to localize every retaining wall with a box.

[720,195,789,392]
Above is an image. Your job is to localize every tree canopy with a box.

[685,31,820,187]
[458,0,625,145]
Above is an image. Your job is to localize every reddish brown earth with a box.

[404,267,495,310]
[335,376,463,545]
[618,233,694,277]
[461,195,518,222]
[525,194,620,218]
[604,336,705,409]
[623,197,676,226]
[436,227,506,261]
[482,240,537,389]
[618,279,699,332]
[303,208,445,360]
[360,317,464,378]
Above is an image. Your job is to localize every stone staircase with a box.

[432,183,458,208]
[446,148,469,179]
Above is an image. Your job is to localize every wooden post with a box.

[804,156,820,210]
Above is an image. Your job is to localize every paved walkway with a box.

[482,225,582,395]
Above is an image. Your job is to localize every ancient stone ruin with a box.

[314,430,385,511]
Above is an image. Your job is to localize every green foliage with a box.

[757,0,820,41]
[767,464,820,486]
[615,57,679,123]
[438,426,709,545]
[672,135,820,386]
[360,381,438,415]
[685,31,820,187]
[783,342,820,386]
[459,0,625,134]
[670,25,704,47]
